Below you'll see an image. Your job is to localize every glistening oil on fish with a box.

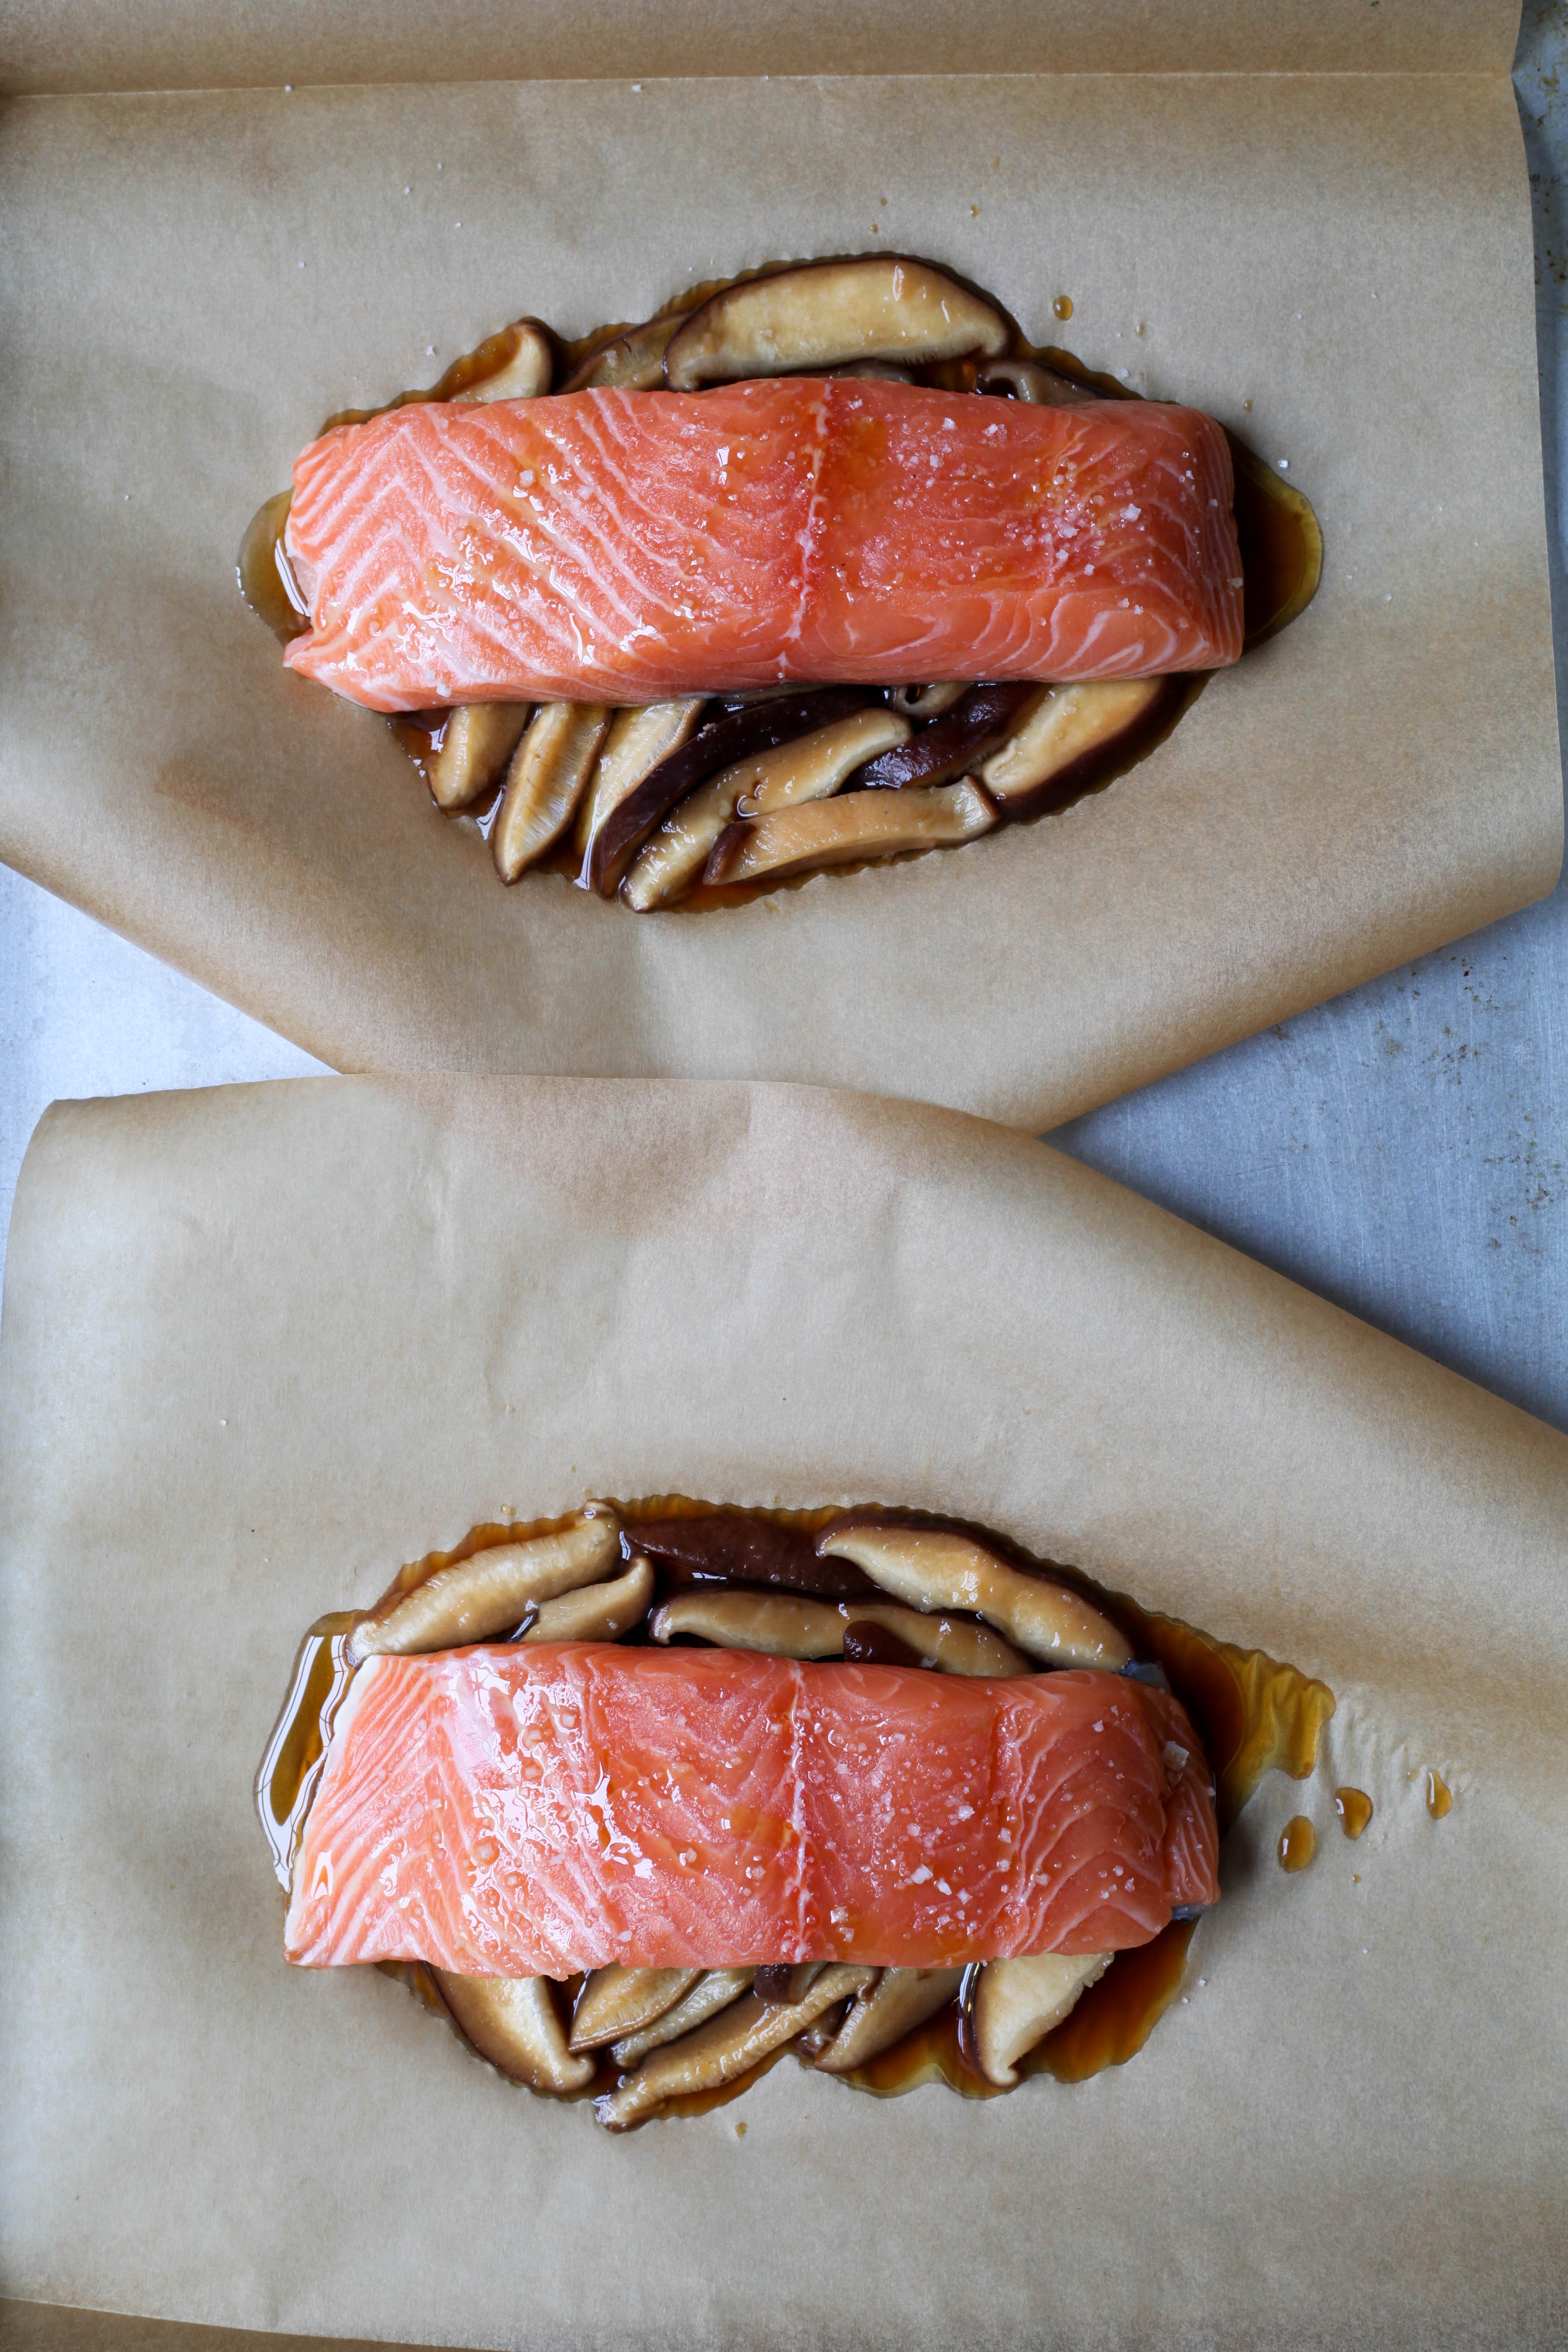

[238,253,1321,911]
[257,1497,1335,2129]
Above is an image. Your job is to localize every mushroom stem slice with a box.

[853,681,1040,792]
[450,318,555,404]
[704,779,996,888]
[648,1590,846,1659]
[346,1513,621,1664]
[569,1966,703,2052]
[562,313,683,394]
[494,702,612,881]
[610,1970,757,2068]
[595,1964,873,2130]
[978,679,1172,818]
[976,357,1092,407]
[963,1952,1112,2086]
[623,707,910,910]
[522,1555,654,1645]
[426,703,533,811]
[816,1522,1133,1670]
[843,1602,1029,1678]
[815,1967,964,2072]
[435,1971,594,2093]
[663,258,1008,390]
[574,699,708,879]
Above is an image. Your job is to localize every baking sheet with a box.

[2,1074,1564,2348]
[0,53,1559,1129]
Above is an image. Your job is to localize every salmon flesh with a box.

[286,1645,1219,1974]
[282,380,1244,713]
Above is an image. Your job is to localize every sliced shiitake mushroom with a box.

[815,1966,964,2073]
[590,688,867,896]
[425,703,532,812]
[449,318,554,404]
[817,1521,1132,1669]
[649,1590,846,1659]
[830,360,917,383]
[595,1964,873,2130]
[569,1966,703,2052]
[754,1963,826,2006]
[610,1969,757,2068]
[493,702,612,882]
[623,707,910,910]
[622,1514,877,1602]
[852,681,1039,792]
[561,313,684,395]
[704,779,996,888]
[843,1602,1028,1678]
[976,357,1091,407]
[574,699,707,883]
[663,257,1008,390]
[435,1971,594,2094]
[960,1952,1111,2086]
[840,1620,924,1669]
[522,1555,654,1645]
[346,1513,621,1664]
[888,682,967,719]
[977,679,1177,820]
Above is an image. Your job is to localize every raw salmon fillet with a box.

[282,380,1244,713]
[285,1646,1219,1975]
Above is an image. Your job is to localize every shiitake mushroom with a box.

[345,1513,621,1663]
[662,256,1009,390]
[704,779,997,888]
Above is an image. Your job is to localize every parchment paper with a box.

[0,46,1559,1129]
[2,1074,1564,2349]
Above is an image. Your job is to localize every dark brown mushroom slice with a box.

[610,1970,757,2068]
[851,681,1040,792]
[977,678,1181,821]
[959,1952,1112,2086]
[569,1966,703,2052]
[754,1964,826,2006]
[704,779,997,889]
[435,1971,594,2094]
[648,1590,846,1659]
[622,1513,878,1602]
[493,702,613,881]
[590,688,869,896]
[560,313,684,394]
[815,1967,964,2072]
[976,356,1092,406]
[346,1513,621,1664]
[817,1519,1132,1669]
[425,703,533,812]
[841,1620,924,1669]
[663,257,1009,390]
[595,1964,873,2129]
[573,698,709,884]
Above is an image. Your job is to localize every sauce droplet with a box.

[1424,1768,1452,1820]
[734,2120,747,2137]
[1053,295,1074,321]
[1333,1786,1373,1840]
[1277,1815,1316,1872]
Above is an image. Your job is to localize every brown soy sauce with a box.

[260,1493,1336,2115]
[237,258,1321,910]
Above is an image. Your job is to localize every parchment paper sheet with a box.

[1,1074,1564,2350]
[0,50,1559,1129]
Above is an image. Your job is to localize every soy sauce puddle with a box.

[259,1495,1334,2112]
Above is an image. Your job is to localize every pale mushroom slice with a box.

[562,312,684,394]
[569,1966,702,2052]
[978,679,1171,819]
[450,317,555,404]
[976,356,1092,406]
[610,1970,757,2068]
[842,1602,1029,1678]
[434,1971,594,2094]
[888,682,967,719]
[815,1967,964,2073]
[664,257,1009,389]
[623,707,909,910]
[574,699,708,883]
[522,1554,655,1645]
[963,1952,1112,2087]
[703,779,996,888]
[648,1590,846,1659]
[494,701,612,882]
[596,1964,873,2130]
[346,1513,621,1664]
[816,1522,1133,1670]
[426,703,532,812]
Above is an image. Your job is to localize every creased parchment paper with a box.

[1,1075,1564,2350]
[0,47,1559,1128]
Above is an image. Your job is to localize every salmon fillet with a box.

[285,1645,1219,1975]
[282,380,1244,714]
